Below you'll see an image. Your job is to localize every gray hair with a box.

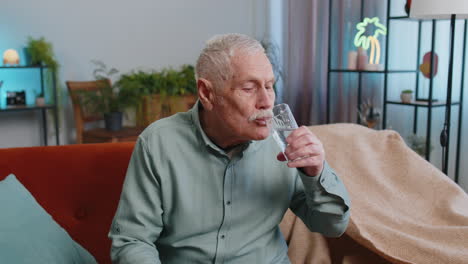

[195,33,265,91]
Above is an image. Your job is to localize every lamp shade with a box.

[410,0,468,19]
[3,49,20,65]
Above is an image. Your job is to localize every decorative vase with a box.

[400,93,413,103]
[23,48,31,66]
[348,51,358,70]
[35,97,45,106]
[104,112,123,131]
[357,48,368,70]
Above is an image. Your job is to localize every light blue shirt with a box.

[109,102,350,263]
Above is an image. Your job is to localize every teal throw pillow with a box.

[0,174,97,264]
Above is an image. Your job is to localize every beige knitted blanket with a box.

[280,123,468,264]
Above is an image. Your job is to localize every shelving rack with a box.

[0,65,60,146]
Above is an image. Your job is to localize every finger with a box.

[286,126,318,144]
[277,152,287,161]
[286,144,323,162]
[287,133,320,151]
[287,155,324,169]
[285,126,309,143]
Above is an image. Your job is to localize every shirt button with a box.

[221,235,225,239]
[226,201,231,205]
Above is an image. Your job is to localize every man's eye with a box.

[243,87,255,91]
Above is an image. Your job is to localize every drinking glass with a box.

[270,104,298,160]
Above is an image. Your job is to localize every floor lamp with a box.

[410,0,468,176]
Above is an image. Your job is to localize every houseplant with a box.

[400,89,413,103]
[78,60,140,131]
[116,70,167,127]
[116,65,197,128]
[407,134,432,157]
[164,65,197,114]
[358,100,380,128]
[35,91,45,106]
[25,36,60,105]
[25,37,58,70]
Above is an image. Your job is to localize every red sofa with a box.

[0,131,392,264]
[0,142,135,264]
[0,138,380,264]
[4,124,450,264]
[0,141,356,264]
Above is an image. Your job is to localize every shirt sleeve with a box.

[108,137,163,264]
[289,161,351,237]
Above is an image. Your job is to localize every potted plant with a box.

[179,64,198,105]
[116,70,166,127]
[79,60,140,131]
[25,36,60,106]
[165,65,198,114]
[25,37,58,69]
[116,65,198,128]
[358,100,380,128]
[35,91,45,106]
[400,89,413,103]
[407,134,432,157]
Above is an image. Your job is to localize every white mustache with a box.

[248,109,273,122]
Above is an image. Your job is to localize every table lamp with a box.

[410,0,468,176]
[3,49,20,65]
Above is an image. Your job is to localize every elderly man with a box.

[109,33,350,264]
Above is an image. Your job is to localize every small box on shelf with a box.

[6,91,26,106]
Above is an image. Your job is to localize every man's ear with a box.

[197,78,215,111]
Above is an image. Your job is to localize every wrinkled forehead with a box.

[230,51,275,81]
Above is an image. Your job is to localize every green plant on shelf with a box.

[24,36,63,132]
[400,89,413,103]
[176,64,197,95]
[358,100,380,128]
[24,36,61,107]
[25,37,59,71]
[78,60,141,115]
[34,90,44,98]
[407,134,433,157]
[34,90,46,106]
[115,64,197,98]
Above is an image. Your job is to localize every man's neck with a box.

[199,107,246,150]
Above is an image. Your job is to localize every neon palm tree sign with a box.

[354,17,387,65]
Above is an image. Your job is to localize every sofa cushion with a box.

[0,174,97,264]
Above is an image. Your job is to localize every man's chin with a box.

[250,128,270,141]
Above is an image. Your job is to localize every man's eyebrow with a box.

[239,77,276,83]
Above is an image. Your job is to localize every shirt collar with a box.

[189,100,263,156]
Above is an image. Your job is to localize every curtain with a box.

[284,0,385,126]
[284,0,329,125]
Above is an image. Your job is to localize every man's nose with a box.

[256,86,274,110]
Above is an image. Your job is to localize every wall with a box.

[0,0,266,147]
